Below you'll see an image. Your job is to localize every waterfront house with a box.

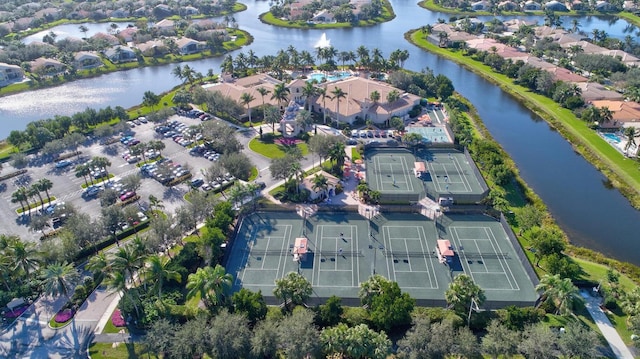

[311,9,335,23]
[544,67,588,82]
[0,63,24,83]
[471,0,492,11]
[595,0,616,11]
[117,27,138,43]
[205,73,284,112]
[522,0,542,10]
[176,37,206,55]
[498,1,520,11]
[73,51,103,69]
[591,100,640,125]
[105,46,136,63]
[544,0,568,10]
[135,40,169,56]
[92,32,121,46]
[30,57,65,75]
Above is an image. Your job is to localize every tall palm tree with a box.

[328,141,346,169]
[36,178,54,203]
[271,83,290,111]
[75,164,91,186]
[302,81,317,111]
[104,270,140,317]
[86,252,110,280]
[317,87,330,124]
[240,92,256,126]
[144,254,181,299]
[11,187,29,213]
[28,184,43,207]
[331,86,347,126]
[256,87,271,123]
[91,156,112,181]
[0,252,14,291]
[624,126,639,156]
[186,265,233,310]
[40,262,80,300]
[111,245,144,287]
[536,274,582,316]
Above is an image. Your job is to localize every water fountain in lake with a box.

[314,32,330,48]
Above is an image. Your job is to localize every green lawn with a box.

[248,166,259,181]
[88,342,158,359]
[406,30,640,209]
[248,137,309,159]
[15,196,57,214]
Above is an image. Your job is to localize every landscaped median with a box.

[405,29,640,209]
[248,134,309,159]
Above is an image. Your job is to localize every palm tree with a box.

[86,252,110,280]
[40,262,80,300]
[240,92,256,126]
[172,65,184,83]
[302,81,317,110]
[624,126,639,156]
[75,164,91,186]
[370,90,381,103]
[271,83,290,111]
[36,178,54,203]
[311,174,329,198]
[91,156,112,181]
[536,274,583,316]
[79,25,89,39]
[186,265,233,310]
[11,187,28,213]
[318,87,330,124]
[386,89,400,105]
[328,141,346,169]
[144,254,181,299]
[0,252,14,291]
[111,246,144,287]
[28,184,43,207]
[331,86,347,126]
[438,32,449,47]
[256,87,271,123]
[148,194,165,215]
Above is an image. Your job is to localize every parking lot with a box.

[0,114,220,242]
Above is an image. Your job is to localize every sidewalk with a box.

[582,290,635,359]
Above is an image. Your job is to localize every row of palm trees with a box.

[87,237,234,317]
[10,178,54,214]
[74,156,112,187]
[220,45,410,79]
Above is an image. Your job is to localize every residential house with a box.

[544,0,568,10]
[465,38,507,52]
[519,56,556,70]
[497,1,519,11]
[34,8,61,22]
[91,32,121,46]
[311,9,335,23]
[154,4,173,19]
[288,78,308,104]
[576,82,624,102]
[595,0,616,11]
[300,171,340,200]
[13,17,34,31]
[135,40,169,56]
[133,7,147,17]
[74,51,102,69]
[175,37,206,55]
[544,67,588,82]
[503,19,537,33]
[154,19,176,34]
[0,63,24,83]
[470,0,491,11]
[181,6,200,16]
[560,40,604,54]
[109,8,129,19]
[30,57,66,74]
[591,100,640,125]
[567,0,586,10]
[597,49,640,67]
[117,27,138,43]
[623,1,638,10]
[311,77,421,125]
[535,25,566,37]
[522,0,542,10]
[105,46,136,63]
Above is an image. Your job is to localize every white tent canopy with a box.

[7,297,25,310]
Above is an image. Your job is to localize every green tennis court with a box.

[365,148,425,201]
[227,211,538,307]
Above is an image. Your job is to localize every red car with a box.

[120,191,137,201]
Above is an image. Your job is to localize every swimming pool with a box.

[308,71,351,83]
[603,133,621,143]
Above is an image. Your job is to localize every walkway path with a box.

[582,290,635,359]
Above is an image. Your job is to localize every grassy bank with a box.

[405,29,640,210]
[259,0,395,29]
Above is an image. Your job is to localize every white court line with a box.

[472,240,489,272]
[485,227,519,290]
[450,226,490,240]
[312,226,319,286]
[352,225,357,286]
[403,239,413,272]
[318,269,353,272]
[275,225,290,279]
[452,156,473,192]
[451,227,476,283]
[384,226,394,282]
[239,225,259,286]
[418,226,438,289]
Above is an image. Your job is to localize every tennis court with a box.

[227,211,538,307]
[365,148,425,199]
[416,148,489,201]
[407,126,452,144]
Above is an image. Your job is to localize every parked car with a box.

[55,160,72,169]
[120,191,137,201]
[191,178,204,187]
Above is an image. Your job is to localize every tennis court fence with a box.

[499,213,539,286]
